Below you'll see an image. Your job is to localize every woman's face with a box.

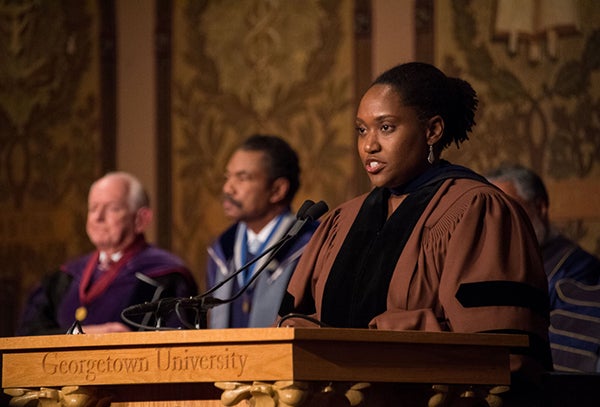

[355,84,431,189]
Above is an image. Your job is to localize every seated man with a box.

[206,135,318,328]
[16,171,197,335]
[487,164,600,372]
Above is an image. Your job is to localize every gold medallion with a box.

[75,306,87,322]
[242,300,250,314]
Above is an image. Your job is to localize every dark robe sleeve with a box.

[15,270,73,336]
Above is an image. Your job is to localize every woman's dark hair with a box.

[372,62,478,149]
[239,134,300,204]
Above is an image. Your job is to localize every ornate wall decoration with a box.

[435,0,600,255]
[0,0,112,336]
[493,0,580,61]
[170,0,357,285]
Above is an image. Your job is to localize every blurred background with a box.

[1,0,599,337]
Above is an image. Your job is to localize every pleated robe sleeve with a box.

[281,179,550,382]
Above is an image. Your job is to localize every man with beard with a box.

[206,135,318,328]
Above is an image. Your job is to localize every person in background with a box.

[206,135,318,328]
[16,171,197,335]
[487,164,600,372]
[278,62,551,394]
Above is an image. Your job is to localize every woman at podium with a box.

[278,62,551,388]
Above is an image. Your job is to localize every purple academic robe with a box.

[16,238,197,336]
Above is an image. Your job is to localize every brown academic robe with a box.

[283,178,551,384]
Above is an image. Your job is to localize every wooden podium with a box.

[0,328,527,406]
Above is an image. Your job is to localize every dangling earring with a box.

[427,144,435,164]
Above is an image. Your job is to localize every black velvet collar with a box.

[388,160,488,196]
[321,161,488,328]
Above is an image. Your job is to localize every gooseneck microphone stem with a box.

[167,234,298,330]
[199,199,316,298]
[190,200,329,319]
[171,234,297,330]
[202,234,291,297]
[206,234,296,305]
[217,200,328,304]
[120,200,328,330]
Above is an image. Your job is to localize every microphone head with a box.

[305,200,328,220]
[176,296,224,309]
[296,199,315,219]
[135,272,162,287]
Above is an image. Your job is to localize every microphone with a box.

[194,199,321,298]
[194,200,329,311]
[134,273,166,328]
[284,200,327,238]
[121,200,328,325]
[295,199,316,219]
[121,296,182,317]
[305,200,329,220]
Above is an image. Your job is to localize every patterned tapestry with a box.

[0,0,109,336]
[435,0,600,256]
[169,0,358,288]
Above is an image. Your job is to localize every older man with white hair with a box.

[16,172,197,335]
